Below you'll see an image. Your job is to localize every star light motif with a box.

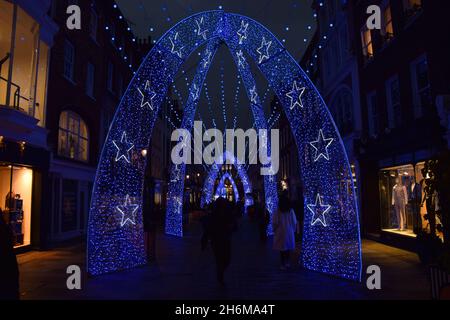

[256,37,272,64]
[237,20,249,44]
[117,194,139,227]
[112,131,134,163]
[249,85,258,104]
[286,80,306,110]
[169,32,184,58]
[195,17,208,40]
[138,80,156,110]
[309,129,334,162]
[203,49,212,68]
[236,50,246,68]
[191,83,200,100]
[308,193,331,227]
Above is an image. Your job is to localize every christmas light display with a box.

[214,172,239,201]
[200,151,253,209]
[87,10,362,281]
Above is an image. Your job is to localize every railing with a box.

[0,75,30,112]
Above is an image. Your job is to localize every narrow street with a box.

[17,215,431,300]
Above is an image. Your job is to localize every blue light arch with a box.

[214,172,240,202]
[87,10,362,281]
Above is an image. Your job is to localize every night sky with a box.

[116,0,315,129]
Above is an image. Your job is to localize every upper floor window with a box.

[86,62,95,98]
[386,75,401,128]
[58,110,89,162]
[411,55,431,118]
[383,4,394,42]
[403,0,422,18]
[360,26,373,61]
[367,91,379,137]
[89,8,98,41]
[63,40,75,81]
[331,88,354,136]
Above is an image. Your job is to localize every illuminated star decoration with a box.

[113,131,134,163]
[203,49,212,68]
[310,129,334,161]
[195,17,208,40]
[286,80,306,110]
[138,80,156,110]
[117,194,139,227]
[237,20,249,44]
[236,49,246,68]
[169,32,184,58]
[249,85,258,104]
[308,193,331,227]
[256,36,272,64]
[191,83,200,100]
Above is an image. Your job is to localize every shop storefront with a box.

[378,161,443,241]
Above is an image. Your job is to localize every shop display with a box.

[392,178,407,231]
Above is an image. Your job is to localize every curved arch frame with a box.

[87,10,362,281]
[214,172,240,202]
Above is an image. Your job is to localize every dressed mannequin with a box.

[409,178,422,233]
[392,178,408,230]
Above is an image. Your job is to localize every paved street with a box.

[17,216,431,300]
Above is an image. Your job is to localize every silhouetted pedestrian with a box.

[0,209,19,299]
[272,194,297,270]
[202,197,237,285]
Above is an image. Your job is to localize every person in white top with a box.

[272,194,297,270]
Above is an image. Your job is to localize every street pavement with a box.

[17,216,431,300]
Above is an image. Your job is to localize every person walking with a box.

[0,209,20,299]
[202,197,237,285]
[272,194,297,270]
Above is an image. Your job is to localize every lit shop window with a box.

[378,162,443,240]
[58,111,89,162]
[0,165,33,248]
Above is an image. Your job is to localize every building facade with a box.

[0,0,58,250]
[45,0,139,243]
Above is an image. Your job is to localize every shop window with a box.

[0,165,33,248]
[63,40,75,82]
[386,75,401,128]
[360,26,373,61]
[58,110,89,162]
[379,162,443,240]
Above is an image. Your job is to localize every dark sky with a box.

[116,0,315,130]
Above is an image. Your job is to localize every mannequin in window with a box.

[392,177,407,230]
[409,176,422,233]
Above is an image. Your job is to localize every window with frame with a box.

[89,8,98,41]
[383,4,394,42]
[360,26,373,61]
[386,75,401,128]
[411,55,431,118]
[58,111,89,162]
[367,91,379,137]
[331,88,354,136]
[86,62,95,98]
[63,40,75,81]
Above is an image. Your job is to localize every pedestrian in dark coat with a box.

[0,209,19,300]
